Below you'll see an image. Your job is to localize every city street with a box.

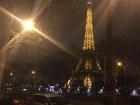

[1,0,140,105]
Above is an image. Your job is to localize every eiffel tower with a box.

[66,0,103,95]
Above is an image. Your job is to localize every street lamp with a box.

[115,61,126,87]
[9,72,15,91]
[22,20,34,31]
[31,70,36,91]
[115,61,123,79]
[31,70,35,75]
[116,61,125,72]
[10,72,13,76]
[117,62,122,67]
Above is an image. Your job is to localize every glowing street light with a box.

[115,60,126,82]
[117,62,122,67]
[23,20,34,31]
[10,72,13,76]
[116,61,125,71]
[32,70,35,75]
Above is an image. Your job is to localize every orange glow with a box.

[32,70,35,75]
[10,72,13,76]
[23,20,34,31]
[0,6,78,59]
[117,62,122,67]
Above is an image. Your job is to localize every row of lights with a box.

[10,70,36,76]
[5,83,63,93]
[98,88,139,96]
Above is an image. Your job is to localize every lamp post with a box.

[31,70,36,92]
[115,62,122,81]
[115,61,125,78]
[115,61,126,85]
[10,72,16,91]
[114,61,126,104]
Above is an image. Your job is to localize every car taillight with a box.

[14,99,20,105]
[14,99,25,105]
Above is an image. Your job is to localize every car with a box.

[30,93,72,105]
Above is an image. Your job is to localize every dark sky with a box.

[1,0,140,83]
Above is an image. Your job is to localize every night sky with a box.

[1,0,140,84]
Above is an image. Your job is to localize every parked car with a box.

[30,93,72,105]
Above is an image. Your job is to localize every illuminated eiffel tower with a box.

[66,0,103,95]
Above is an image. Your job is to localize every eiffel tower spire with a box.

[83,0,95,51]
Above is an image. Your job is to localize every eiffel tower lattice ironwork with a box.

[66,0,103,95]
